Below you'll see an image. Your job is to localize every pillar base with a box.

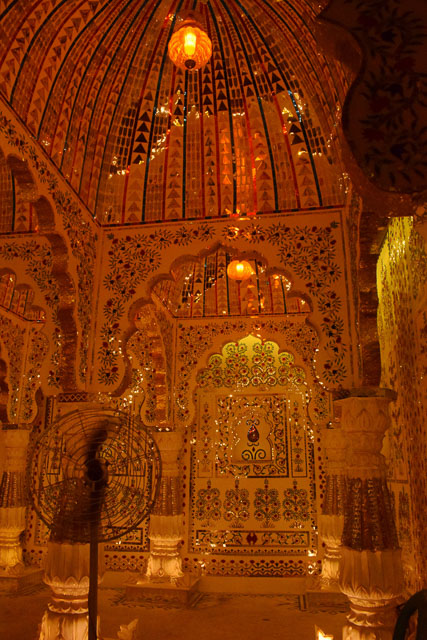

[320,513,345,588]
[339,547,403,640]
[125,573,200,606]
[342,622,395,640]
[0,565,43,592]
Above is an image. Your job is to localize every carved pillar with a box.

[336,390,404,640]
[39,475,105,639]
[319,426,347,588]
[39,542,91,640]
[145,430,184,583]
[0,425,29,572]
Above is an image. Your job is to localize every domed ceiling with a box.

[0,0,347,225]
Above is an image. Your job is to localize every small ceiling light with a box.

[168,13,212,71]
[227,260,254,282]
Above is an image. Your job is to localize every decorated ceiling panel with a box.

[0,0,347,224]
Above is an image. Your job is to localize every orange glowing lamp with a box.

[168,15,212,71]
[227,260,254,282]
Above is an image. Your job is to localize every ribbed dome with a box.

[0,0,347,224]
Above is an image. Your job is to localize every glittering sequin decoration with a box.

[253,479,281,528]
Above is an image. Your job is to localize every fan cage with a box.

[29,408,162,543]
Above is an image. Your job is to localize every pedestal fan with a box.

[29,408,162,640]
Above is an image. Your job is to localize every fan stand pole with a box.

[88,520,99,640]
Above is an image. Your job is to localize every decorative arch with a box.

[196,335,311,477]
[0,268,49,424]
[0,270,46,322]
[319,0,427,196]
[186,333,326,575]
[116,301,171,427]
[98,214,357,393]
[0,317,25,422]
[175,316,329,428]
[0,149,79,391]
[151,245,311,319]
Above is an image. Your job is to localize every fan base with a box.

[125,574,200,606]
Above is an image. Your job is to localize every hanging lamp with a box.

[227,260,254,282]
[168,13,212,71]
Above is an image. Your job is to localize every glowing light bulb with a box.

[168,14,212,71]
[183,28,197,56]
[227,260,254,282]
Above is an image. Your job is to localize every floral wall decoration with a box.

[195,480,222,527]
[377,216,427,590]
[0,108,97,386]
[283,480,310,527]
[97,211,356,394]
[20,327,49,423]
[182,556,308,578]
[254,479,281,528]
[223,479,250,528]
[98,225,216,386]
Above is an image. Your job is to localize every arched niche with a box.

[184,333,329,577]
[194,334,318,479]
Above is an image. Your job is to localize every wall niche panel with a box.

[188,335,318,575]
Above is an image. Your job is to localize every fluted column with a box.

[39,542,90,640]
[319,425,347,588]
[145,430,184,583]
[0,425,29,572]
[39,473,105,639]
[336,390,404,640]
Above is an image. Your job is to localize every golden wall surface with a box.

[377,216,427,590]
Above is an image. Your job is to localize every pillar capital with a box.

[321,426,346,473]
[334,389,395,479]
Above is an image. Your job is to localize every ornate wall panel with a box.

[186,335,319,576]
[0,107,98,387]
[0,276,49,424]
[377,216,427,589]
[0,312,25,421]
[96,210,358,394]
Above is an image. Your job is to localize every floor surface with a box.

[0,576,349,640]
